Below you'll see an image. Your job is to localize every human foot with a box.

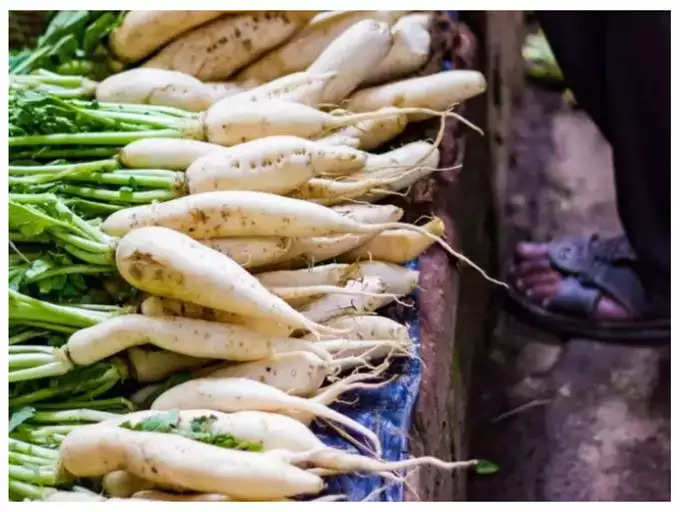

[504,235,669,342]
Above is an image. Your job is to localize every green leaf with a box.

[475,459,500,475]
[9,406,36,433]
[39,11,90,47]
[83,12,118,54]
[121,410,180,433]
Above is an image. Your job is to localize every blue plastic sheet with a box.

[311,260,422,501]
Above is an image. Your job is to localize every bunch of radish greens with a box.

[8,9,500,502]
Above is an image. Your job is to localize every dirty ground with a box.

[467,84,671,501]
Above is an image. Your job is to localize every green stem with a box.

[9,129,184,147]
[9,330,49,345]
[61,171,183,190]
[10,320,78,334]
[71,99,198,119]
[35,397,135,412]
[9,463,59,485]
[9,289,115,328]
[31,409,120,423]
[60,243,114,265]
[63,198,128,215]
[8,439,59,459]
[59,184,183,203]
[9,353,56,369]
[25,264,114,284]
[50,231,111,255]
[9,361,74,383]
[9,479,53,500]
[9,159,120,175]
[9,345,57,354]
[10,147,120,160]
[9,451,53,467]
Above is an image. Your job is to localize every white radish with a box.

[103,470,159,498]
[227,71,337,107]
[126,346,210,383]
[109,11,224,63]
[362,13,433,86]
[299,276,387,324]
[140,296,292,338]
[59,314,328,366]
[288,173,416,205]
[235,11,406,84]
[203,99,449,146]
[342,217,445,264]
[304,315,411,342]
[130,490,232,501]
[96,69,213,112]
[317,109,407,150]
[257,263,355,288]
[307,19,392,105]
[283,204,403,266]
[58,425,324,499]
[151,377,382,454]
[115,227,342,336]
[185,136,366,194]
[119,138,227,170]
[347,70,488,119]
[205,351,371,397]
[200,236,292,269]
[357,261,420,297]
[143,12,314,81]
[355,140,441,201]
[104,192,503,285]
[203,81,249,102]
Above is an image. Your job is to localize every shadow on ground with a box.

[467,84,671,501]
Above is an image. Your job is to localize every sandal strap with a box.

[546,276,601,317]
[547,235,645,316]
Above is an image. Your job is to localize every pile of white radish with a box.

[25,9,503,503]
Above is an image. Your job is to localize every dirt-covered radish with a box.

[307,19,392,104]
[143,12,315,81]
[185,136,366,194]
[119,138,228,170]
[299,276,387,324]
[151,377,382,454]
[227,71,337,107]
[257,263,355,288]
[58,425,324,499]
[115,226,343,337]
[282,204,403,266]
[235,11,406,84]
[59,314,328,366]
[298,264,418,323]
[317,109,407,150]
[362,13,433,86]
[96,69,213,112]
[103,409,479,481]
[305,315,410,342]
[341,217,445,264]
[203,99,453,146]
[103,470,159,498]
[109,11,224,63]
[127,346,210,383]
[203,81,250,103]
[140,296,293,338]
[103,192,504,286]
[205,351,374,397]
[354,140,441,201]
[200,237,292,269]
[347,70,488,118]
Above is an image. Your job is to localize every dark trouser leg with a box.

[537,12,670,293]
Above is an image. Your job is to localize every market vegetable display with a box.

[8,9,498,502]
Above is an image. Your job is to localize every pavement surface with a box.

[467,84,671,501]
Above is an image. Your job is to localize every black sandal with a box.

[504,235,670,343]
